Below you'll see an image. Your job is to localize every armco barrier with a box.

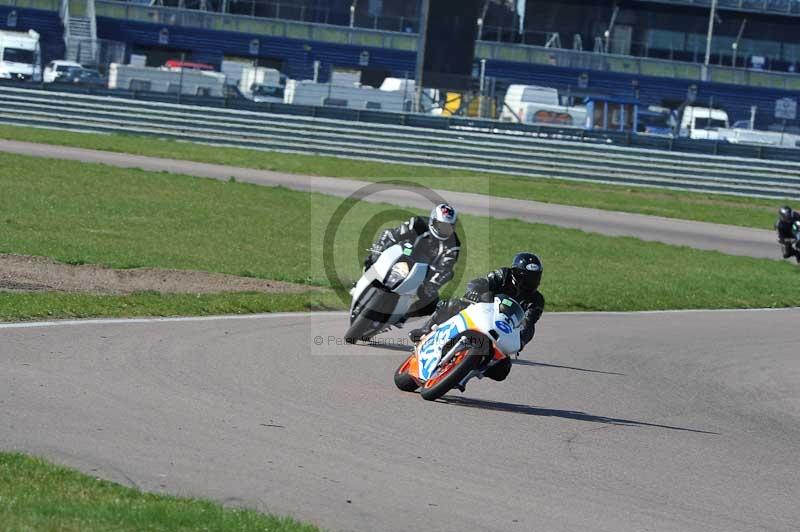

[0,84,799,200]
[5,78,800,163]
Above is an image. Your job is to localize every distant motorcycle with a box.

[778,222,800,263]
[345,242,429,343]
[393,295,524,401]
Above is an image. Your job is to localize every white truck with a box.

[0,29,41,81]
[677,106,800,147]
[679,106,730,140]
[238,65,284,102]
[283,79,412,113]
[107,63,226,97]
[500,84,587,127]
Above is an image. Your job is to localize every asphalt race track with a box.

[0,140,778,260]
[2,309,799,531]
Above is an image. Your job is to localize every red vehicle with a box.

[163,59,214,71]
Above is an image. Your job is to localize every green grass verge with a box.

[0,124,780,229]
[0,151,797,322]
[0,452,320,532]
[0,291,343,322]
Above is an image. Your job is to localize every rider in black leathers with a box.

[775,206,800,259]
[364,204,460,317]
[409,252,545,382]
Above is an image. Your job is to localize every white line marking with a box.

[0,307,796,330]
[0,312,349,330]
[553,307,800,317]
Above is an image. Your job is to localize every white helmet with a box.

[429,203,457,240]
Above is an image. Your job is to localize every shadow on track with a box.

[513,358,626,376]
[363,341,413,353]
[441,396,718,435]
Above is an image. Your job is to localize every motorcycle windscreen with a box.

[393,263,428,295]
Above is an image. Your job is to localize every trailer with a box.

[108,63,226,97]
[284,79,412,113]
[0,29,41,81]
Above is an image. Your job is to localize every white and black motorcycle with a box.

[779,221,800,264]
[345,242,429,343]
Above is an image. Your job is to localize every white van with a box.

[679,106,730,140]
[500,84,587,127]
[43,60,82,83]
[0,29,41,81]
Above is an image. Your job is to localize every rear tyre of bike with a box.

[420,338,488,401]
[394,354,419,392]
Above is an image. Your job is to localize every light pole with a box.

[349,0,359,28]
[413,0,430,113]
[732,18,747,68]
[703,0,718,78]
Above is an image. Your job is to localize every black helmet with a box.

[512,252,543,290]
[780,206,793,223]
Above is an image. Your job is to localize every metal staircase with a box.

[60,0,98,64]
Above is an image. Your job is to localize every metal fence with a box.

[476,41,800,91]
[636,0,800,16]
[1,84,799,199]
[94,0,418,51]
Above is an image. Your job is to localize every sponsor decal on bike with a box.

[418,322,460,380]
[495,320,512,334]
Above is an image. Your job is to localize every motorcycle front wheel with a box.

[419,337,488,401]
[394,354,419,392]
[345,290,399,343]
[344,314,380,344]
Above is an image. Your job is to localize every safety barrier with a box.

[0,85,799,199]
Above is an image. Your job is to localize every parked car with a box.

[52,65,106,87]
[43,60,82,83]
[73,68,105,87]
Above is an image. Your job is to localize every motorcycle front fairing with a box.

[414,298,522,382]
[349,245,403,315]
[349,243,430,322]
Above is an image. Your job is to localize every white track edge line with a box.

[0,307,797,330]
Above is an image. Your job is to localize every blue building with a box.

[2,0,800,129]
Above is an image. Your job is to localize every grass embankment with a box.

[0,292,341,322]
[0,124,780,229]
[0,152,796,321]
[0,452,320,532]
